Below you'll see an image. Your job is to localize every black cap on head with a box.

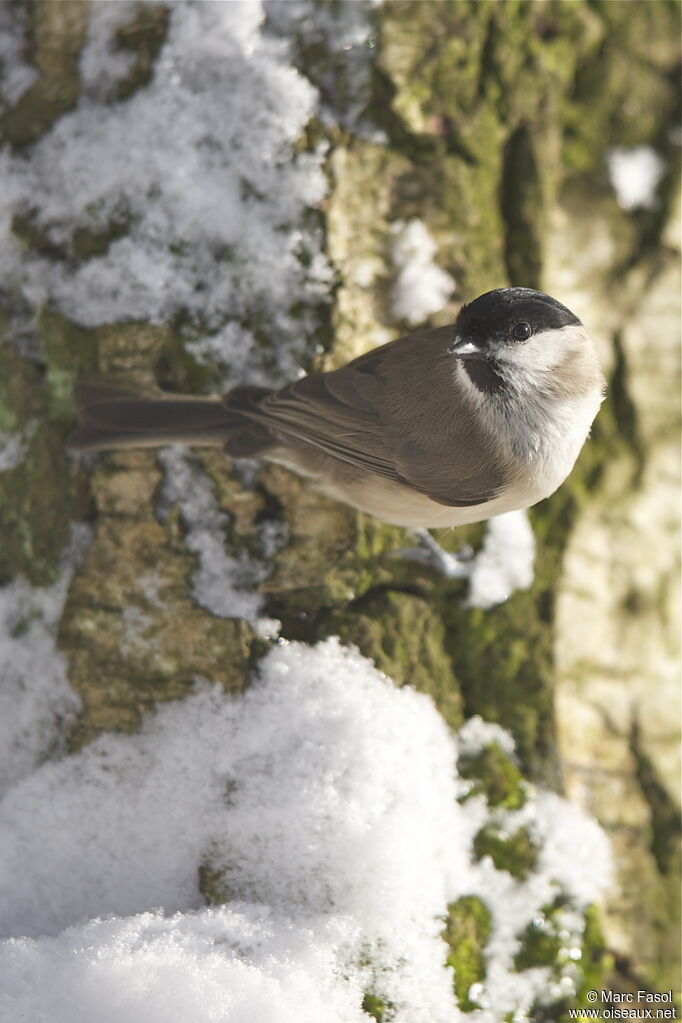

[456,288,581,345]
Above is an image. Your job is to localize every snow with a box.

[156,446,280,634]
[0,420,36,472]
[608,146,666,211]
[0,0,332,387]
[390,218,455,325]
[0,2,37,105]
[0,909,369,1023]
[405,519,535,609]
[457,715,517,759]
[0,527,89,797]
[263,0,379,133]
[466,510,536,610]
[471,789,612,1015]
[0,640,464,1019]
[0,638,611,1022]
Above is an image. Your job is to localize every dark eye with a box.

[511,321,532,342]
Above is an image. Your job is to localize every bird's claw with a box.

[391,528,474,580]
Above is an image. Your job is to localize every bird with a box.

[68,287,605,531]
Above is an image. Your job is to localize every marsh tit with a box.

[69,288,605,528]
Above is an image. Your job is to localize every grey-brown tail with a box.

[68,382,277,457]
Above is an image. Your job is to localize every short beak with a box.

[447,335,486,361]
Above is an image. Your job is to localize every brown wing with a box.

[225,326,509,507]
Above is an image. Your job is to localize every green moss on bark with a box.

[515,900,613,1022]
[442,895,492,1011]
[576,906,612,1013]
[0,316,95,586]
[459,742,527,810]
[326,587,463,730]
[361,993,393,1022]
[473,824,539,880]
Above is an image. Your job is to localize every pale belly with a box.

[268,447,545,528]
[319,473,536,528]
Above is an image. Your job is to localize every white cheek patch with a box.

[497,325,591,384]
[481,323,603,484]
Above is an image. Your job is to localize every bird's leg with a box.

[393,528,475,579]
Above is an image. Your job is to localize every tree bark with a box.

[1,0,679,1008]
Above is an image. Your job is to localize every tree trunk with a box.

[0,0,679,1012]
